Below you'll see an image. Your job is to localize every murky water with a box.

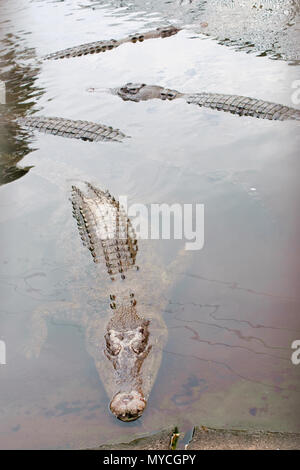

[0,0,299,449]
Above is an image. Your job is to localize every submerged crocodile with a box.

[106,82,300,121]
[43,26,180,60]
[17,116,127,142]
[22,179,187,422]
[70,182,157,421]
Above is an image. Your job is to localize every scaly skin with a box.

[43,26,180,60]
[184,92,300,121]
[17,116,127,142]
[70,183,138,280]
[110,82,300,121]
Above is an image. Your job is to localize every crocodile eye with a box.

[108,343,121,356]
[131,341,145,354]
[105,332,121,355]
[127,84,144,94]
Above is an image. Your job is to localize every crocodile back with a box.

[43,26,180,60]
[71,183,138,281]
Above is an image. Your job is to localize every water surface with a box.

[0,0,299,449]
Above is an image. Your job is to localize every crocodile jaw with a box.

[110,390,146,422]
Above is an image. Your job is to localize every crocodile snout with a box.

[110,390,146,422]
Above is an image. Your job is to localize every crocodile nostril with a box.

[110,391,146,421]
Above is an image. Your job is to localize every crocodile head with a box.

[105,320,151,421]
[114,82,182,102]
[155,25,181,38]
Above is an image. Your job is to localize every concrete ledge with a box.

[93,426,300,450]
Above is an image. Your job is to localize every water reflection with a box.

[78,0,206,24]
[0,34,43,185]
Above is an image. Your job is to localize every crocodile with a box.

[22,177,188,422]
[8,2,299,67]
[43,25,180,60]
[17,116,127,142]
[106,82,300,121]
[70,182,157,421]
[80,0,299,62]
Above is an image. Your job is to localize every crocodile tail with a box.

[43,39,119,60]
[71,183,138,280]
[185,93,300,121]
[17,116,127,142]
